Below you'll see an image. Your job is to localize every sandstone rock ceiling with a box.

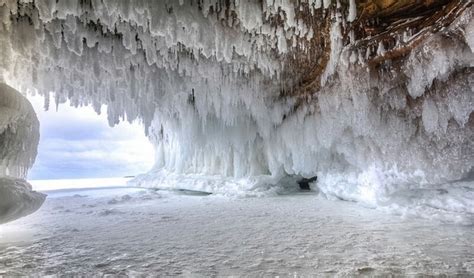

[286,0,471,96]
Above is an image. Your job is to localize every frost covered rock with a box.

[0,83,42,223]
[0,177,45,224]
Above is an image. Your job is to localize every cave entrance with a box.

[25,94,154,189]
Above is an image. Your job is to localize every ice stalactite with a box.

[0,1,472,222]
[0,83,45,224]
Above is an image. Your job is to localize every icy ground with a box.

[0,186,473,276]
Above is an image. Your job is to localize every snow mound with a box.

[0,177,46,224]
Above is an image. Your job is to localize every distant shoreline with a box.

[28,177,134,192]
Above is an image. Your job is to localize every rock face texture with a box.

[0,1,472,215]
[0,83,45,224]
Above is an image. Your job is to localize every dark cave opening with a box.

[297,176,317,191]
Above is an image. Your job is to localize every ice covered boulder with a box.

[0,83,42,223]
[0,177,45,224]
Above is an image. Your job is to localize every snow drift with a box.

[0,83,44,224]
[0,1,472,221]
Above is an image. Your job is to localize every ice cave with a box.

[0,0,473,275]
[0,0,472,218]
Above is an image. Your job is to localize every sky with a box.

[27,95,155,180]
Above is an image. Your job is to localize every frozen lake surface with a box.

[0,186,473,276]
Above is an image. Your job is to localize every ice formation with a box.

[0,1,473,220]
[0,83,45,224]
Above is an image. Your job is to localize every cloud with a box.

[27,95,154,180]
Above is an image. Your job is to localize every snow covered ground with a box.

[0,183,473,276]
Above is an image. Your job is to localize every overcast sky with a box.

[27,95,155,180]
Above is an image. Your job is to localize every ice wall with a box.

[0,1,472,221]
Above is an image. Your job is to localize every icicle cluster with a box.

[0,0,348,126]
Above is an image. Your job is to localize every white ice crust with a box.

[0,1,472,221]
